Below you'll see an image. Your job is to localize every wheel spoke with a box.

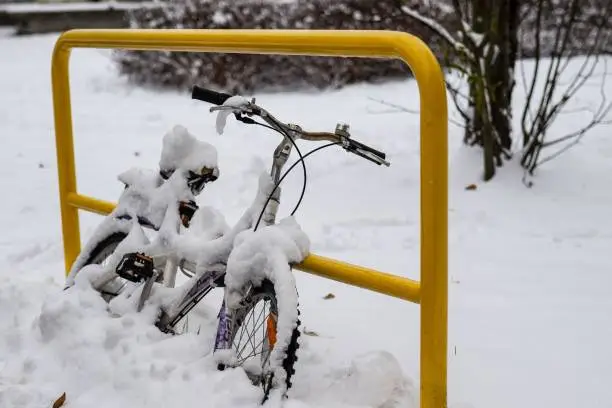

[247,304,258,355]
[261,303,268,359]
[235,302,258,356]
[236,338,266,363]
[251,302,267,341]
[234,315,250,352]
[236,311,257,359]
[236,300,268,359]
[244,304,270,358]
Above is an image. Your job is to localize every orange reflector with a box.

[266,314,277,348]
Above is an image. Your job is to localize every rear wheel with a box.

[81,232,130,302]
[229,279,300,401]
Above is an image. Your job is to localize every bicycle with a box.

[65,85,390,401]
[64,123,220,300]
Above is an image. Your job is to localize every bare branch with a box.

[445,78,472,124]
[450,0,465,23]
[365,96,465,129]
[366,97,419,114]
[398,4,468,56]
[521,0,544,144]
[520,0,612,174]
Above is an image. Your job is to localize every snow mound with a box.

[0,278,263,408]
[0,276,415,408]
[292,351,416,408]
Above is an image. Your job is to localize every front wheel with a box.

[226,279,300,402]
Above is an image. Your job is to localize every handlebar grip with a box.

[348,139,386,160]
[191,85,232,106]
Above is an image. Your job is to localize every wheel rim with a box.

[232,292,278,388]
[88,240,129,301]
[89,240,119,265]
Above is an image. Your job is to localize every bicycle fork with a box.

[214,280,258,367]
[214,135,292,362]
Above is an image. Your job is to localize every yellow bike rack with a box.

[52,29,448,408]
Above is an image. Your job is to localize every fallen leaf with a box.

[323,293,335,300]
[52,393,66,408]
[303,328,319,337]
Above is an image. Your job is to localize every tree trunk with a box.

[463,0,519,180]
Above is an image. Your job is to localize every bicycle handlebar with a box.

[191,85,390,166]
[192,86,231,106]
[300,131,388,165]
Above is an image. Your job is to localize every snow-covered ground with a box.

[1,32,611,408]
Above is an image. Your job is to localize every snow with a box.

[460,21,486,49]
[399,5,465,55]
[158,124,218,175]
[214,96,253,135]
[211,10,230,25]
[1,31,612,408]
[0,1,160,14]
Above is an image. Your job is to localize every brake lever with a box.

[209,105,240,113]
[338,134,390,166]
[235,113,257,125]
[353,148,391,166]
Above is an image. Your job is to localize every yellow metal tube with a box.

[61,193,422,303]
[298,254,420,303]
[52,45,81,269]
[66,193,116,216]
[56,28,418,58]
[51,29,448,408]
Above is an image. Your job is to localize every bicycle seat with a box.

[118,167,162,190]
[159,125,219,177]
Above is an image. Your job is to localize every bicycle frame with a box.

[153,135,295,330]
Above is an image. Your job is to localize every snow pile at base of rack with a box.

[0,277,413,408]
[2,31,612,408]
[0,278,258,407]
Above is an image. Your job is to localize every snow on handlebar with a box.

[209,96,252,135]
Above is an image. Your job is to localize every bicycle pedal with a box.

[116,252,154,283]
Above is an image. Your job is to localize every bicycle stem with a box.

[263,138,293,226]
[253,108,301,228]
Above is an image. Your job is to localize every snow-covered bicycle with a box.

[65,86,390,401]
